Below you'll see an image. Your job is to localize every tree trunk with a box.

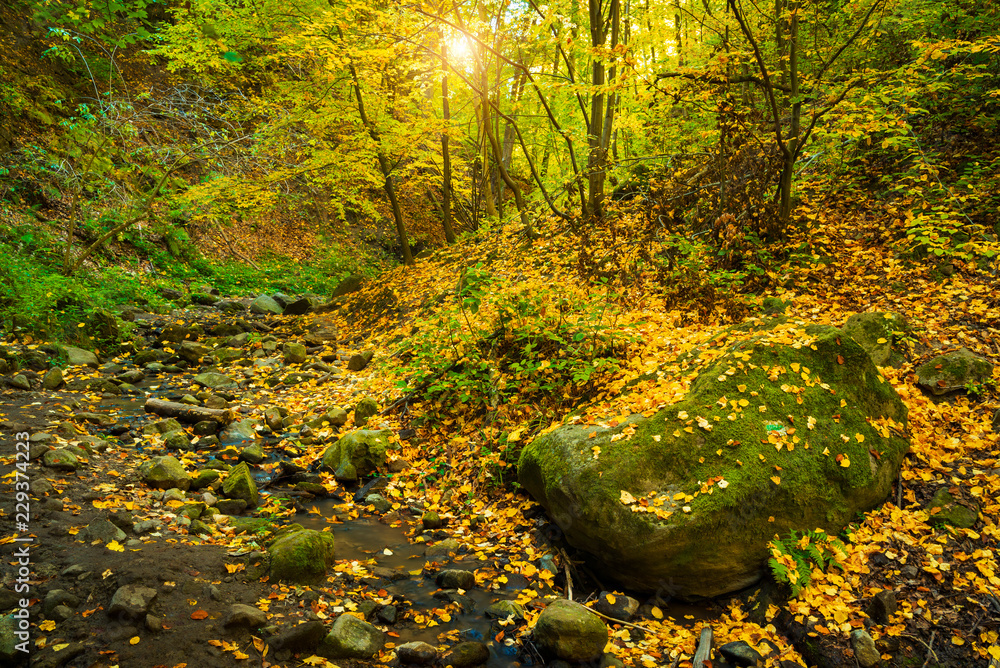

[587,0,607,221]
[441,43,456,244]
[674,0,684,66]
[484,105,538,239]
[775,0,800,233]
[341,37,413,265]
[144,398,235,425]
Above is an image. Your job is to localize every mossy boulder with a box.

[43,448,81,471]
[320,430,389,482]
[268,529,336,584]
[283,342,308,364]
[193,372,236,390]
[916,348,994,395]
[318,613,385,659]
[251,294,283,315]
[222,462,259,508]
[925,489,979,528]
[841,312,910,368]
[353,397,379,426]
[532,599,608,662]
[139,455,191,490]
[57,345,100,368]
[518,321,910,598]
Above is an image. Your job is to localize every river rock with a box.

[353,397,378,426]
[916,347,994,395]
[177,341,210,364]
[925,488,979,528]
[140,455,191,490]
[8,374,30,390]
[397,640,439,664]
[268,529,335,584]
[190,469,221,490]
[42,367,64,390]
[191,292,218,306]
[264,407,284,431]
[222,462,258,508]
[135,349,169,365]
[318,613,384,659]
[251,294,283,315]
[223,604,267,628]
[84,519,126,543]
[143,418,183,435]
[284,297,319,315]
[518,321,910,598]
[59,345,99,367]
[0,614,19,663]
[593,592,639,621]
[532,599,607,662]
[866,590,897,625]
[425,538,460,558]
[348,352,374,372]
[850,629,880,668]
[319,430,389,482]
[486,600,525,620]
[308,408,348,429]
[444,641,490,668]
[436,569,476,589]
[109,584,157,619]
[283,342,308,364]
[163,429,193,451]
[158,323,193,343]
[193,372,235,390]
[221,419,257,445]
[43,448,80,471]
[719,640,764,667]
[43,590,80,615]
[268,620,327,652]
[239,443,265,465]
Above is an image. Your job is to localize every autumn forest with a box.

[0,1,999,668]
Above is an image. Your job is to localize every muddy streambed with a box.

[94,388,710,667]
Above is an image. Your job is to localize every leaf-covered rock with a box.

[518,321,910,598]
[916,347,994,395]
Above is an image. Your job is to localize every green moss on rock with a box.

[320,430,388,482]
[268,529,336,584]
[916,348,994,395]
[222,462,259,508]
[842,312,910,368]
[518,321,910,598]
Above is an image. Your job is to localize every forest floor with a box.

[2,208,1000,668]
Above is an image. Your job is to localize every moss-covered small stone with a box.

[268,529,335,584]
[318,613,384,659]
[222,462,259,508]
[139,456,191,490]
[916,347,993,395]
[532,599,608,662]
[319,430,388,482]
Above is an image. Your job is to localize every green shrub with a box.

[395,264,633,418]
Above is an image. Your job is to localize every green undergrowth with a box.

[0,212,364,347]
[392,263,636,421]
